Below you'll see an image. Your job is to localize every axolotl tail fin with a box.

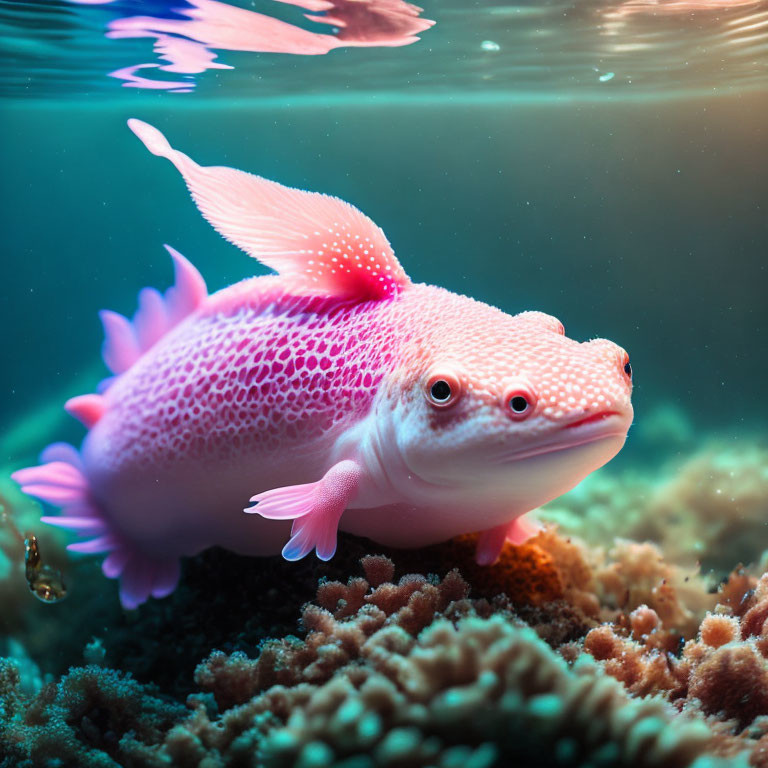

[11,247,203,609]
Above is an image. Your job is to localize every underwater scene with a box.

[1,0,768,765]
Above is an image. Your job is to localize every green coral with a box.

[0,663,185,767]
[246,616,734,768]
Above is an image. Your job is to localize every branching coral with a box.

[246,616,733,768]
[193,558,477,711]
[0,617,742,768]
[0,664,186,767]
[2,437,768,768]
[581,568,768,766]
[0,554,753,768]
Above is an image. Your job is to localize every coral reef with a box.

[0,556,747,768]
[583,569,768,734]
[2,438,768,766]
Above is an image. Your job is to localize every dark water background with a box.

[1,0,767,470]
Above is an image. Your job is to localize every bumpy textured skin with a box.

[97,286,627,471]
[13,121,633,609]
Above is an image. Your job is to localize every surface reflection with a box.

[600,0,767,65]
[68,0,434,91]
[12,0,759,99]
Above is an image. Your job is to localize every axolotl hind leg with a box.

[12,443,182,609]
[475,514,544,566]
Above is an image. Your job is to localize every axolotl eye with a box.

[501,380,538,420]
[425,370,462,408]
[620,352,632,380]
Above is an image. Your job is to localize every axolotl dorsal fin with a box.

[63,244,207,430]
[97,244,207,377]
[127,119,411,302]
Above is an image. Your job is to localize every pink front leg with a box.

[475,514,544,566]
[245,460,362,561]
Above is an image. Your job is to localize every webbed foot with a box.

[245,460,362,561]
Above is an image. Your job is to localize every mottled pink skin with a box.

[14,121,633,608]
[83,279,401,557]
[84,274,631,558]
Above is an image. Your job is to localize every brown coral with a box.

[583,569,768,760]
[0,539,761,767]
[195,559,476,710]
[127,617,736,767]
[688,643,768,730]
[593,539,714,637]
[191,552,760,766]
[584,621,683,698]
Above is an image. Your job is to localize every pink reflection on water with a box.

[68,0,434,90]
[289,0,436,46]
[152,34,234,73]
[109,64,196,91]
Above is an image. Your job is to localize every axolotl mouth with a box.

[562,410,621,429]
[497,410,630,464]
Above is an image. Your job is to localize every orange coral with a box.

[385,525,603,615]
[447,532,566,605]
[584,621,682,697]
[385,530,567,607]
[698,613,740,648]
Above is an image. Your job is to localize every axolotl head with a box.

[373,286,633,527]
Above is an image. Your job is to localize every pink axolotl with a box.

[13,120,633,609]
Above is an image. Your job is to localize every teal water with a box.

[3,0,768,99]
[2,3,768,764]
[2,2,767,469]
[2,96,767,466]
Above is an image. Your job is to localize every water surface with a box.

[2,0,767,99]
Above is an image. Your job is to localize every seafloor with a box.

[1,408,768,767]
